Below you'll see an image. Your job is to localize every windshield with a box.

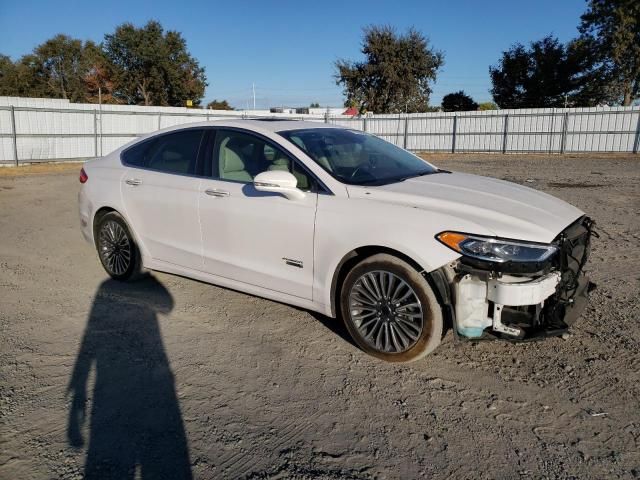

[279,128,439,186]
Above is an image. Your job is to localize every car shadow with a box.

[67,276,192,480]
[306,310,358,349]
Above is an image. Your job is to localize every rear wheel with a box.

[340,254,443,362]
[95,212,143,281]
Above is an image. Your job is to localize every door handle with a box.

[204,188,230,197]
[125,178,143,186]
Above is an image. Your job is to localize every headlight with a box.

[436,231,558,263]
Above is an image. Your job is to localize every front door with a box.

[198,129,317,299]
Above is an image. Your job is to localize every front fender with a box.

[313,196,493,316]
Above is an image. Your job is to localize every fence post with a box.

[502,114,509,154]
[403,116,409,149]
[560,112,569,154]
[324,112,329,124]
[93,110,98,157]
[633,112,640,154]
[451,115,457,154]
[10,105,18,166]
[548,110,556,154]
[157,113,162,130]
[98,104,103,156]
[363,116,368,132]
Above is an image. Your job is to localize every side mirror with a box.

[253,170,305,200]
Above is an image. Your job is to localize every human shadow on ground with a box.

[67,276,192,480]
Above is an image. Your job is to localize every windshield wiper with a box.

[354,169,450,186]
[395,169,443,182]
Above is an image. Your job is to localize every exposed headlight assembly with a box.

[436,231,558,263]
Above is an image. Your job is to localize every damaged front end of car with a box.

[434,216,596,341]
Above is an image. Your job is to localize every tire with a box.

[340,253,443,362]
[95,212,143,281]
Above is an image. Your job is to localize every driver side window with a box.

[212,130,314,191]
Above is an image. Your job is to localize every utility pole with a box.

[252,83,256,110]
[98,87,103,156]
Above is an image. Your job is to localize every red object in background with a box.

[343,107,359,116]
[79,167,88,184]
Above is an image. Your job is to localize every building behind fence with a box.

[1,96,639,164]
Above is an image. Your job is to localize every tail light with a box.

[79,167,88,184]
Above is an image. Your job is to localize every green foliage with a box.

[579,0,640,106]
[490,1,639,107]
[206,99,234,110]
[335,25,443,114]
[104,21,207,106]
[4,54,48,98]
[441,90,478,111]
[0,54,19,96]
[0,36,101,101]
[309,102,320,108]
[0,21,206,106]
[489,36,591,108]
[477,101,498,110]
[32,35,90,102]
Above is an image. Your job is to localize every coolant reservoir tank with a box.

[454,274,492,338]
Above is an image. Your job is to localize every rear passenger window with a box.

[122,129,204,175]
[121,138,153,167]
[146,130,204,175]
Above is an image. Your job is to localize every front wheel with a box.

[95,212,143,281]
[340,254,443,362]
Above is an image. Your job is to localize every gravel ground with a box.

[1,154,639,479]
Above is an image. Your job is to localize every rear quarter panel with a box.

[78,154,130,249]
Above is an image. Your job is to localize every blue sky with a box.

[0,0,588,109]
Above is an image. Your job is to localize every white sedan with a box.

[78,120,594,362]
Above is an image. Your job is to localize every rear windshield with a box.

[279,128,438,186]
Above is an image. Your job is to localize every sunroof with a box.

[250,118,300,122]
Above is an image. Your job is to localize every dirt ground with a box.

[1,154,639,479]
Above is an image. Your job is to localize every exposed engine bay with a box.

[437,216,596,340]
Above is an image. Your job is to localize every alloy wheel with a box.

[98,220,132,276]
[348,270,424,353]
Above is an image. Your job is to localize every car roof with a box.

[151,119,342,136]
[245,119,339,133]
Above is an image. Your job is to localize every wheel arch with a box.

[92,206,146,259]
[328,245,455,332]
[92,207,117,247]
[330,245,428,318]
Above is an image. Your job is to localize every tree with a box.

[0,36,101,101]
[489,36,590,108]
[309,102,320,108]
[441,90,478,111]
[0,55,19,96]
[478,101,499,110]
[335,25,443,113]
[82,42,120,104]
[31,35,93,102]
[2,54,50,98]
[206,99,234,110]
[103,21,207,106]
[579,0,640,106]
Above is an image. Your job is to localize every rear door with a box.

[120,128,205,270]
[198,128,318,299]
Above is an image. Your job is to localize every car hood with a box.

[346,171,584,243]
